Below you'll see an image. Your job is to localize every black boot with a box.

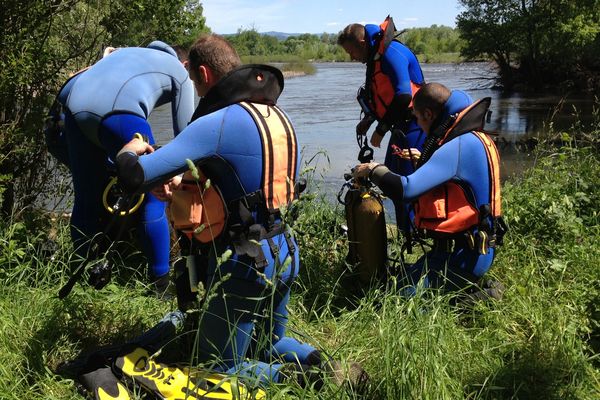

[152,274,174,300]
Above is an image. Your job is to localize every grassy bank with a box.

[1,139,599,398]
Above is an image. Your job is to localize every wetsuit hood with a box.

[442,90,473,120]
[364,24,383,49]
[191,64,284,121]
[428,90,474,136]
[147,40,178,58]
[436,90,491,144]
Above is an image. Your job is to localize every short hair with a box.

[188,34,241,80]
[337,24,365,46]
[171,45,189,62]
[413,83,451,116]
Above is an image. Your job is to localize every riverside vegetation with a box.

[1,1,599,398]
[0,113,599,398]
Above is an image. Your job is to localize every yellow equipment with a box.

[340,177,388,285]
[114,347,266,400]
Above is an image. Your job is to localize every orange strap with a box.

[474,131,502,217]
[239,102,297,211]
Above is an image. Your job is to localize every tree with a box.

[457,0,600,90]
[0,0,208,217]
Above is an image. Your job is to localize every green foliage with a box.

[280,62,317,75]
[1,140,600,398]
[0,0,207,216]
[400,25,465,57]
[457,0,600,90]
[104,0,208,47]
[227,28,348,62]
[228,25,465,64]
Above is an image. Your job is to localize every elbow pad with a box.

[381,93,412,126]
[116,152,145,194]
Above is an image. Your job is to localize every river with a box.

[149,62,596,195]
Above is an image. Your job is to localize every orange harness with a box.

[169,102,297,246]
[414,132,501,236]
[367,16,421,119]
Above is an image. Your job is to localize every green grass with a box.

[1,138,600,398]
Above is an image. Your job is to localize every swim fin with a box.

[79,365,132,400]
[114,347,266,399]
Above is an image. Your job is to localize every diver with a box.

[338,16,426,241]
[352,83,506,295]
[115,34,368,389]
[56,41,194,295]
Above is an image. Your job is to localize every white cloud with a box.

[326,22,340,26]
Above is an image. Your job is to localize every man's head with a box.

[171,45,189,63]
[412,83,451,134]
[338,24,369,63]
[187,34,241,96]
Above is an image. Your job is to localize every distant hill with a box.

[260,31,303,40]
[222,31,333,41]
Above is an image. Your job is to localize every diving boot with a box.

[322,359,370,392]
[79,364,132,400]
[278,363,325,389]
[151,273,174,300]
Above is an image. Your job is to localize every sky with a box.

[201,0,463,35]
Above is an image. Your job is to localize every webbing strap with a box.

[239,102,297,211]
[474,131,502,217]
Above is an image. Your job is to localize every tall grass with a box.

[1,139,599,398]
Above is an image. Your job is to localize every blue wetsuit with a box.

[116,65,319,384]
[364,24,426,176]
[364,24,426,233]
[58,41,194,280]
[370,91,498,293]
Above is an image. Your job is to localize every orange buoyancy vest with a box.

[414,99,502,237]
[414,132,501,236]
[368,16,422,120]
[169,101,298,244]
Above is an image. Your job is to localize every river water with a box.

[149,62,596,194]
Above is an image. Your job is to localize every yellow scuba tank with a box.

[341,178,387,285]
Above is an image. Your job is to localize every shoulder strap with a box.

[473,131,502,217]
[378,15,396,56]
[238,102,297,211]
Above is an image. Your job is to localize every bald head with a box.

[413,83,451,116]
[412,83,451,134]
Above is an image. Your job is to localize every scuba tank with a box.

[338,132,387,285]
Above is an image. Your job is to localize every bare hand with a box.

[150,176,182,202]
[121,137,154,156]
[356,116,374,135]
[352,162,380,179]
[370,131,384,148]
[398,148,421,161]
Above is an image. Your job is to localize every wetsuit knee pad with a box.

[98,113,153,159]
[271,337,321,365]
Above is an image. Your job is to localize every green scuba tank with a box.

[343,181,387,285]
